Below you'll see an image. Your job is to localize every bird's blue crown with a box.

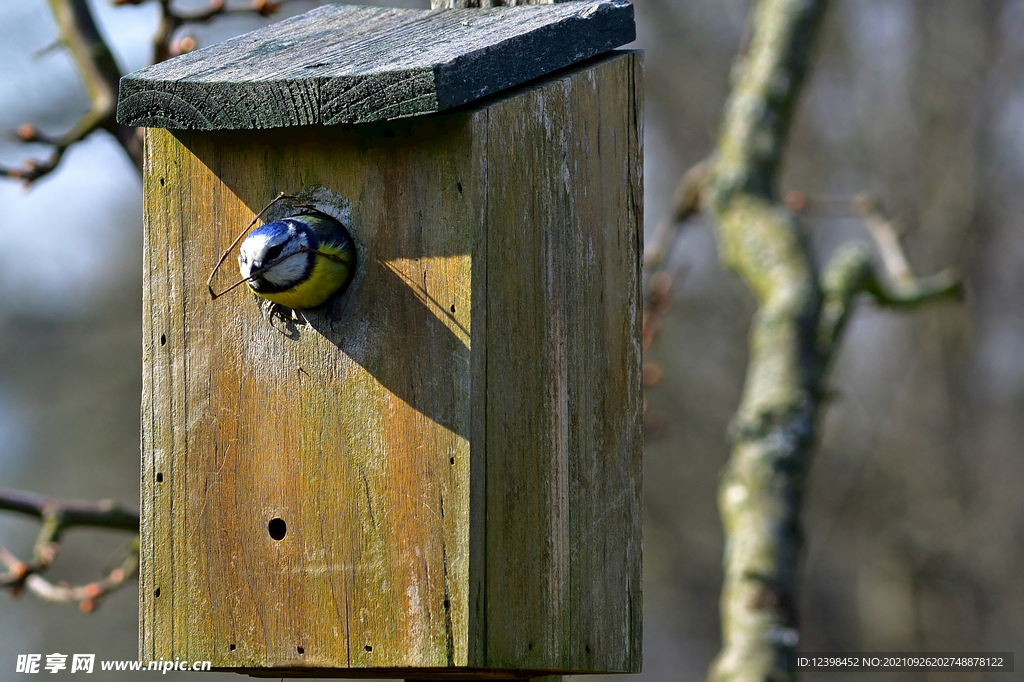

[247,219,318,248]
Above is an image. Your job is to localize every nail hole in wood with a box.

[153,587,160,597]
[160,334,166,346]
[450,457,455,465]
[364,645,372,652]
[297,647,304,655]
[268,517,287,540]
[528,643,533,650]
[450,304,456,313]
[229,644,236,651]
[457,182,463,194]
[159,178,165,186]
[586,645,591,653]
[156,472,163,483]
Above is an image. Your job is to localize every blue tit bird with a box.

[237,212,355,309]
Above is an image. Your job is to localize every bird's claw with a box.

[260,299,301,338]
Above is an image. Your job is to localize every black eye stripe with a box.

[264,244,284,262]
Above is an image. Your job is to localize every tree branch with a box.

[0,488,140,532]
[113,0,293,62]
[643,159,708,272]
[697,2,963,680]
[700,1,829,680]
[0,488,139,611]
[1,0,142,184]
[817,199,962,363]
[3,0,297,185]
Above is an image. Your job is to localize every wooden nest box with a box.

[118,2,642,677]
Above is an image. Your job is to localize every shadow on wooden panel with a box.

[302,259,471,442]
[178,127,473,442]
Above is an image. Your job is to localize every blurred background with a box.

[0,0,1021,680]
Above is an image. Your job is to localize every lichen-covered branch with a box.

[695,0,961,680]
[700,1,836,679]
[817,243,958,357]
[0,488,139,612]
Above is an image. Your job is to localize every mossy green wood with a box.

[139,51,641,677]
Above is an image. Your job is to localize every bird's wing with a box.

[299,214,354,252]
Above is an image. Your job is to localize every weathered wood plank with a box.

[480,50,642,674]
[117,0,635,130]
[431,0,567,7]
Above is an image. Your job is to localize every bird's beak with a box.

[244,262,265,290]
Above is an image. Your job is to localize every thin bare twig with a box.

[0,488,140,611]
[207,191,293,298]
[15,539,139,613]
[817,198,962,360]
[852,194,961,302]
[112,0,293,62]
[0,0,140,183]
[0,488,140,531]
[643,159,709,272]
[854,195,915,286]
[2,0,297,185]
[0,0,141,184]
[640,161,706,417]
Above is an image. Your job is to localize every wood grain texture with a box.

[480,50,643,675]
[142,117,479,675]
[140,51,641,677]
[117,0,635,130]
[431,0,570,8]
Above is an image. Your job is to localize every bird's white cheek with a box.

[263,254,308,286]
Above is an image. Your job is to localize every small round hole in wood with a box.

[229,644,236,651]
[268,517,287,540]
[153,587,160,597]
[297,647,305,655]
[156,472,163,483]
[160,334,166,346]
[364,645,372,652]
